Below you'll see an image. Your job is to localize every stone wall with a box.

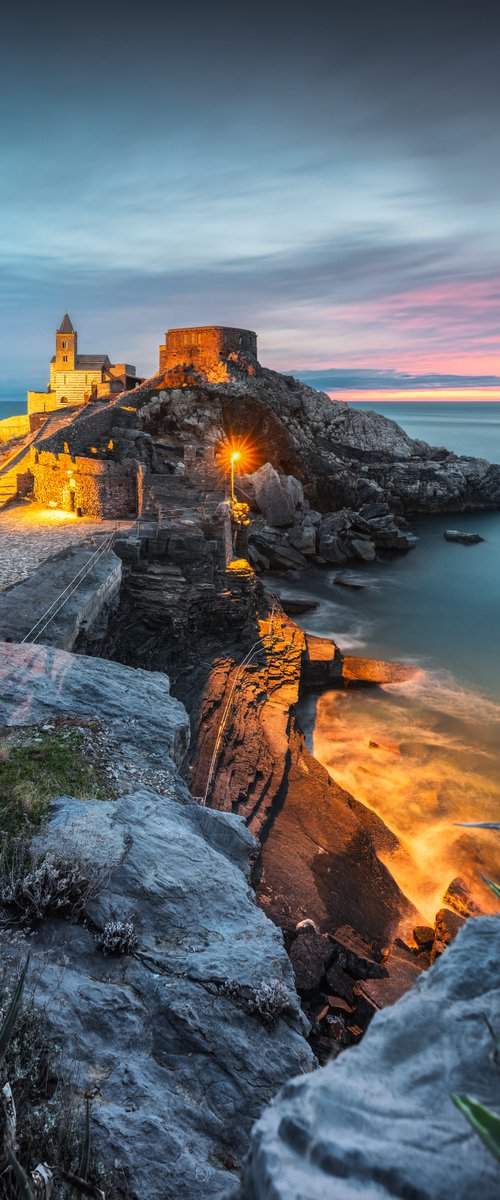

[0,413,30,442]
[30,447,137,518]
[159,325,258,373]
[27,391,59,415]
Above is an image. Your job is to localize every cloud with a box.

[295,368,500,392]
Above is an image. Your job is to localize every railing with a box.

[20,530,117,645]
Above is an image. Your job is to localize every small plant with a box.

[94,920,138,957]
[0,959,106,1198]
[246,979,290,1024]
[452,1094,500,1164]
[0,839,105,924]
[217,977,290,1026]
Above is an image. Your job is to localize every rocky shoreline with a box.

[1,355,499,1197]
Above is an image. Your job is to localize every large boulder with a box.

[235,917,500,1200]
[0,641,190,768]
[246,463,304,527]
[2,788,314,1199]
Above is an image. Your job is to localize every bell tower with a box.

[55,313,77,371]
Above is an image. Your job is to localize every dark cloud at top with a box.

[1,0,499,390]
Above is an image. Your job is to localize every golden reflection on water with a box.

[311,672,500,922]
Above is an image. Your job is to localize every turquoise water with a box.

[273,401,500,918]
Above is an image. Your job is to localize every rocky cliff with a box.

[0,643,314,1198]
[132,362,500,517]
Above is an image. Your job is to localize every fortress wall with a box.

[159,326,257,373]
[0,414,30,442]
[30,448,137,518]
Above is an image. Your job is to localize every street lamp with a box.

[230,450,240,502]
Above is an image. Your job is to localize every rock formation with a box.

[0,642,314,1198]
[233,916,500,1200]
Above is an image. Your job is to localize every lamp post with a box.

[230,450,240,503]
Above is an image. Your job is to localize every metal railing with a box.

[20,530,117,645]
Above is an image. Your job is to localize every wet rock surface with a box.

[234,917,500,1200]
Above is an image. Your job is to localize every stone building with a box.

[159,326,258,375]
[27,314,142,415]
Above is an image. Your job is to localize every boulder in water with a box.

[443,529,484,544]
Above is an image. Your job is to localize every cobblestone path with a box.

[0,501,133,592]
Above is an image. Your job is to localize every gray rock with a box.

[348,537,376,561]
[287,521,317,556]
[334,573,371,590]
[3,787,313,1198]
[246,463,304,527]
[0,640,190,768]
[444,529,485,544]
[236,917,500,1200]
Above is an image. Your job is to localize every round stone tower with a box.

[159,325,258,374]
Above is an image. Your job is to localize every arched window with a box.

[62,340,68,349]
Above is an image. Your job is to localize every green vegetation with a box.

[452,1095,500,1165]
[0,727,110,838]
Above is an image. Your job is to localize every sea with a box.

[2,391,499,918]
[269,400,500,921]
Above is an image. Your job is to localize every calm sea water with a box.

[271,401,500,919]
[0,396,26,420]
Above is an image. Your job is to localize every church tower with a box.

[55,313,77,371]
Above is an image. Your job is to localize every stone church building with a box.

[27,315,141,414]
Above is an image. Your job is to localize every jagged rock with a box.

[279,597,319,615]
[325,961,356,1002]
[246,463,304,527]
[444,529,485,544]
[289,928,333,994]
[353,944,422,1010]
[0,640,190,768]
[434,906,467,948]
[330,925,388,980]
[443,877,482,918]
[287,521,317,555]
[317,531,349,564]
[413,924,435,950]
[235,918,500,1200]
[348,537,376,561]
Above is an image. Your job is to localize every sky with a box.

[1,0,500,401]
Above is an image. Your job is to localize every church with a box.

[27,314,142,414]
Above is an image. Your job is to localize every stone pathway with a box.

[0,501,133,592]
